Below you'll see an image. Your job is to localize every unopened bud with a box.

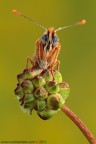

[34,87,48,100]
[24,94,35,103]
[23,69,34,79]
[45,81,59,94]
[59,82,70,100]
[17,73,25,83]
[37,108,58,120]
[32,76,46,87]
[21,80,33,93]
[54,71,62,83]
[47,94,65,110]
[34,100,46,111]
[40,69,53,81]
[14,86,23,96]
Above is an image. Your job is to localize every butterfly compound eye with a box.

[41,34,48,45]
[52,36,59,47]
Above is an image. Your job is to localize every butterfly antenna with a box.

[12,9,47,31]
[55,19,86,32]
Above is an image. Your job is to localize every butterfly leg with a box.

[26,56,33,68]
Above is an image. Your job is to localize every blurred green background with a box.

[0,0,96,144]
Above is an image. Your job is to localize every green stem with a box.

[61,104,96,144]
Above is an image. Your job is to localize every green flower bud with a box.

[40,69,53,81]
[34,87,48,100]
[23,69,35,80]
[59,82,70,100]
[47,93,65,110]
[20,94,35,112]
[25,93,35,103]
[24,102,34,109]
[34,100,46,111]
[45,81,59,94]
[54,71,62,83]
[14,86,23,96]
[21,80,33,93]
[24,101,34,114]
[23,68,43,80]
[37,108,58,120]
[32,76,46,87]
[19,94,35,113]
[24,102,34,114]
[59,82,69,88]
[17,73,25,83]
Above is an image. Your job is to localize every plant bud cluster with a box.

[14,68,70,120]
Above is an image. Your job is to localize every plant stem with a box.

[61,104,96,144]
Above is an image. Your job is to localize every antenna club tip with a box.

[80,19,86,25]
[12,9,20,16]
